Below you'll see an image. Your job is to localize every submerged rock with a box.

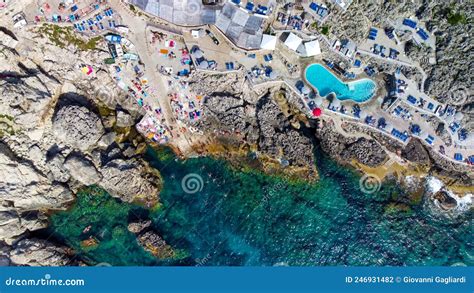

[128,220,152,234]
[137,231,174,259]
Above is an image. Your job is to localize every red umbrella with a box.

[312,108,322,117]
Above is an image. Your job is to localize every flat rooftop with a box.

[128,0,265,50]
[128,0,218,26]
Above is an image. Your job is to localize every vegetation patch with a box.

[0,114,15,137]
[447,11,467,25]
[36,24,101,50]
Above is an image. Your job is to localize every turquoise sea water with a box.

[47,147,473,266]
[305,63,376,102]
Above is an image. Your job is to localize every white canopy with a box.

[314,96,323,106]
[331,98,341,107]
[192,49,204,59]
[301,86,311,95]
[198,60,209,69]
[304,40,321,56]
[260,34,277,50]
[454,112,463,120]
[284,33,302,52]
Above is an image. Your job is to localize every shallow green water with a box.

[47,147,473,266]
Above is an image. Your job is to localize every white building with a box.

[332,0,353,11]
[300,40,321,57]
[260,34,277,50]
[283,32,302,52]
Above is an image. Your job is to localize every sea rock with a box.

[52,105,104,151]
[99,159,159,204]
[127,220,152,234]
[46,153,71,183]
[137,231,174,259]
[64,154,102,186]
[9,238,73,266]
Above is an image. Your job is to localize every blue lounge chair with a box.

[407,95,417,104]
[454,153,463,161]
[403,18,417,28]
[245,2,254,11]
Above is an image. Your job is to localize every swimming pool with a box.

[305,63,377,103]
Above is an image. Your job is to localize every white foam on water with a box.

[451,192,473,212]
[425,176,473,213]
[425,176,443,194]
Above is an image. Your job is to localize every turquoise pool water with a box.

[305,64,376,103]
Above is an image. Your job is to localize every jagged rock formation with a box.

[127,220,174,258]
[127,220,152,234]
[99,159,159,204]
[401,139,430,165]
[64,153,102,186]
[0,19,158,264]
[52,105,105,151]
[340,138,387,167]
[196,87,318,178]
[8,238,74,266]
[316,123,388,168]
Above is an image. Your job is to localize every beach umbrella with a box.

[192,49,204,59]
[331,98,341,107]
[301,86,311,95]
[312,108,322,117]
[314,96,323,106]
[198,60,209,69]
[454,112,463,120]
[268,71,277,79]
